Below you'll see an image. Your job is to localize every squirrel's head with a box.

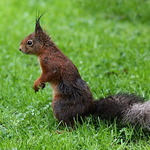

[19,14,47,56]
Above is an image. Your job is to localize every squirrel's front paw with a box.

[33,82,46,93]
[40,83,46,90]
[33,84,40,93]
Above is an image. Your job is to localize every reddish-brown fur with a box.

[19,15,150,130]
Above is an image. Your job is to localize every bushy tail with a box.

[91,94,150,130]
[123,101,150,130]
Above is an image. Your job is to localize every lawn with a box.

[0,0,150,149]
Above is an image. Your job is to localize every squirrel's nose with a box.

[19,46,22,51]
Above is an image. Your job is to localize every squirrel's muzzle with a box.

[19,46,22,51]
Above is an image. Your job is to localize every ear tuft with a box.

[35,13,44,33]
[35,12,47,41]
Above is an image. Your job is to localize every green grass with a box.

[0,0,150,149]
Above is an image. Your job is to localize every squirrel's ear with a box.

[35,14,44,41]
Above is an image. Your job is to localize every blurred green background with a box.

[0,0,150,149]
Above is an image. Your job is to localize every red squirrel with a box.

[19,15,150,130]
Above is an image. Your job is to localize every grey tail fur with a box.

[123,100,150,130]
[92,94,150,130]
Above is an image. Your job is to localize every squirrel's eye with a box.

[27,40,33,46]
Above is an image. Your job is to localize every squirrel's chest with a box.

[38,58,42,73]
[49,82,60,100]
